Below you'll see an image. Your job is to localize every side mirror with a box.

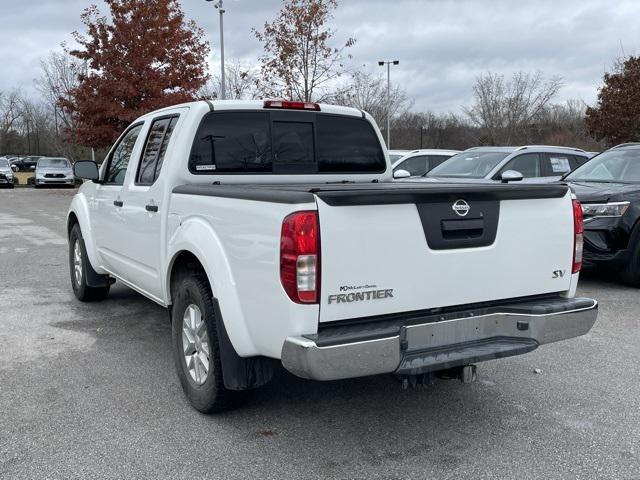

[393,169,411,179]
[11,165,18,172]
[30,165,36,171]
[500,170,523,183]
[74,160,100,181]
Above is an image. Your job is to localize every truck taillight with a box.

[280,211,320,304]
[264,100,321,111]
[572,199,583,274]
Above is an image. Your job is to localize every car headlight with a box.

[581,201,630,219]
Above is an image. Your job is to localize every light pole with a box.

[378,60,399,148]
[206,0,226,100]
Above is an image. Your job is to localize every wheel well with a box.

[169,251,207,304]
[67,212,79,237]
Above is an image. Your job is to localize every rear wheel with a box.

[172,275,238,413]
[69,224,110,301]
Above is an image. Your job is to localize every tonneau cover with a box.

[173,182,569,206]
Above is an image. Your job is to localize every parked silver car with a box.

[419,145,590,183]
[0,157,16,188]
[35,157,75,188]
[392,149,461,178]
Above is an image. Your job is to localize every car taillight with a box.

[280,211,320,304]
[264,100,321,111]
[572,199,583,274]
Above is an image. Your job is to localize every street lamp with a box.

[378,60,399,148]
[205,0,226,100]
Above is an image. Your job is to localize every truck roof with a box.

[142,99,364,119]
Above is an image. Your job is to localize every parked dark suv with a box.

[10,156,40,172]
[565,143,640,285]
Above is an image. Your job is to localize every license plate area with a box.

[401,314,525,352]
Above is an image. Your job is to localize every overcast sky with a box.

[1,0,639,113]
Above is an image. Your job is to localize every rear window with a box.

[189,111,385,174]
[316,115,385,172]
[273,121,314,169]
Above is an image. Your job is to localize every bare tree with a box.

[0,90,24,153]
[200,59,259,100]
[253,0,355,102]
[334,70,410,130]
[389,111,474,150]
[35,50,83,132]
[465,71,563,145]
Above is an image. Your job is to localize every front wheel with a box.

[621,227,640,287]
[69,224,110,301]
[622,252,640,287]
[172,275,238,413]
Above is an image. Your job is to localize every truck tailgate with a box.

[315,183,574,323]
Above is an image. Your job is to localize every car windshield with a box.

[426,151,510,178]
[565,148,640,183]
[38,158,70,168]
[0,159,8,168]
[389,153,406,162]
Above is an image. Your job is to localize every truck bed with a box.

[173,181,569,205]
[173,180,576,324]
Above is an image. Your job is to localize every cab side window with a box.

[105,124,143,185]
[500,153,540,178]
[136,116,179,185]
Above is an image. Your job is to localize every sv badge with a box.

[552,270,566,278]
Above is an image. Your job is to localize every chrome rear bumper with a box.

[281,297,598,381]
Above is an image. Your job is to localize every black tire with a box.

[172,275,238,413]
[69,224,110,301]
[622,247,640,287]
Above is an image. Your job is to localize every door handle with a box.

[145,204,158,213]
[113,200,123,207]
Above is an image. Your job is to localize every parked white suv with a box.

[392,149,460,178]
[387,149,410,163]
[422,146,590,183]
[68,100,597,412]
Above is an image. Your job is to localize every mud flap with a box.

[213,299,279,391]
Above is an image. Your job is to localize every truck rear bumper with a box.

[281,296,598,381]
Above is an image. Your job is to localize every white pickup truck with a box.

[68,99,598,412]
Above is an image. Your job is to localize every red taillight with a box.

[280,211,320,304]
[572,199,583,274]
[264,100,321,111]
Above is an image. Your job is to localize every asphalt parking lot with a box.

[0,188,639,480]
